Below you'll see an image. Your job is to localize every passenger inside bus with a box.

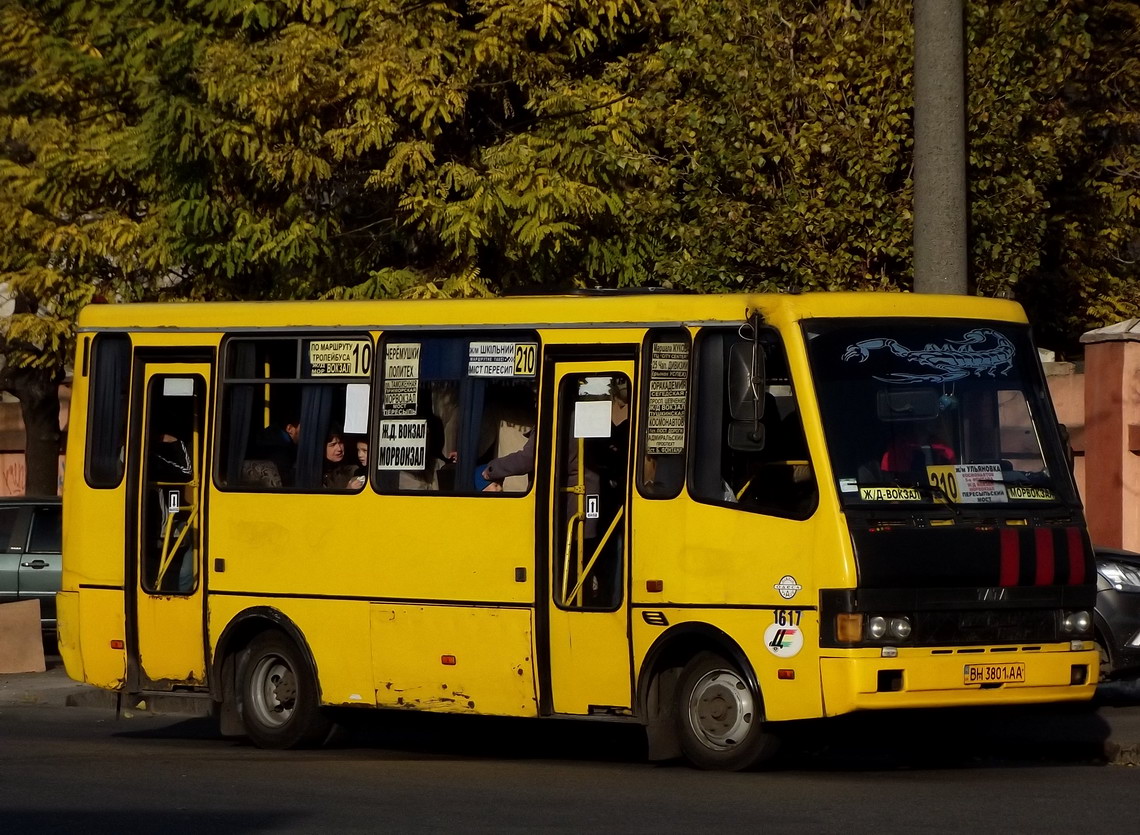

[477,381,539,493]
[879,421,956,475]
[323,430,361,489]
[571,377,630,607]
[398,412,454,491]
[482,431,535,491]
[345,437,368,489]
[250,413,301,487]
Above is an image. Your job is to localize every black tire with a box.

[676,651,779,771]
[1095,632,1113,682]
[237,631,332,749]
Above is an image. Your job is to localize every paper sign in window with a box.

[574,400,612,438]
[377,420,428,470]
[343,384,370,435]
[383,343,420,416]
[647,341,688,454]
[162,377,195,397]
[309,340,372,377]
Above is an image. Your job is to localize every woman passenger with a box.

[322,430,358,489]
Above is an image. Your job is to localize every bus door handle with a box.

[20,559,49,569]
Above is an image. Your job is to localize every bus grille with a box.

[916,609,1058,645]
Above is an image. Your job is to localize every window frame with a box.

[216,332,375,493]
[85,333,132,489]
[689,325,818,520]
[636,327,691,500]
[373,331,541,498]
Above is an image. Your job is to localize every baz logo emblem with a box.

[774,575,802,600]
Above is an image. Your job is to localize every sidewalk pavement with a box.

[3,659,1139,764]
[0,657,117,711]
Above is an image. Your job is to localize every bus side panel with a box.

[677,503,828,606]
[56,591,83,682]
[633,608,825,723]
[61,363,128,596]
[208,595,374,707]
[61,362,129,690]
[370,605,538,717]
[58,589,126,689]
[207,494,535,604]
[631,497,851,722]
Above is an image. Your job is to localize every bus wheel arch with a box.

[212,608,330,748]
[638,624,774,768]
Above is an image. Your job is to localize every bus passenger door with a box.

[543,360,634,715]
[130,361,211,690]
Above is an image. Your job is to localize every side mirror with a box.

[728,341,766,422]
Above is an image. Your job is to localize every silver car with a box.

[0,497,62,631]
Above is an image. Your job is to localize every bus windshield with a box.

[803,318,1072,508]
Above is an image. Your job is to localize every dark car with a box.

[0,496,62,632]
[1094,546,1140,680]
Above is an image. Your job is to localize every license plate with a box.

[963,662,1025,685]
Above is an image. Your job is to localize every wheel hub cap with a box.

[688,668,755,751]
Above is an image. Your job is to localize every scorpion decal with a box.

[841,328,1016,383]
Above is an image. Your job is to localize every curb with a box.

[1107,742,1140,766]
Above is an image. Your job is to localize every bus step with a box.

[120,690,215,719]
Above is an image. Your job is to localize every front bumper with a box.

[820,644,1098,716]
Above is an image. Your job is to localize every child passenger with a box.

[347,437,369,489]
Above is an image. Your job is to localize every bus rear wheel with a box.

[237,631,332,749]
[676,651,779,770]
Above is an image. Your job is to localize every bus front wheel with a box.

[237,630,332,749]
[676,651,779,770]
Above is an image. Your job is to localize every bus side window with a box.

[638,329,690,499]
[691,328,817,519]
[376,335,539,495]
[86,333,131,488]
[218,336,373,492]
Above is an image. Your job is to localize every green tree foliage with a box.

[117,0,653,299]
[9,0,1138,326]
[1017,0,1140,351]
[0,0,162,494]
[621,0,916,293]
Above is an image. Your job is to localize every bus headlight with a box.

[867,616,888,639]
[1062,610,1092,636]
[834,612,915,645]
[890,617,913,640]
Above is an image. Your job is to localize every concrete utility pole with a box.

[913,0,968,295]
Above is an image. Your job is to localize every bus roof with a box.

[75,291,1028,332]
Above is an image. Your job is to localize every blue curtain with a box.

[295,385,334,488]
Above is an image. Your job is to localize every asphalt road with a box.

[2,696,1140,834]
[4,649,1140,832]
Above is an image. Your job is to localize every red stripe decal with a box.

[999,529,1020,586]
[1035,528,1055,586]
[1067,527,1085,585]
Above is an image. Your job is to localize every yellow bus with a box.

[59,291,1098,769]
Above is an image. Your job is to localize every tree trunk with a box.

[14,371,63,497]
